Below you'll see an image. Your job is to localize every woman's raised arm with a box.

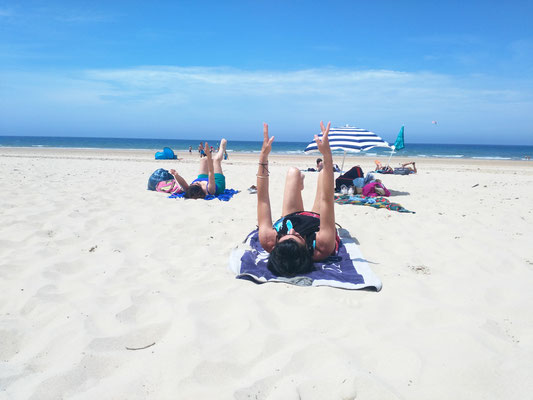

[313,121,337,259]
[257,123,277,252]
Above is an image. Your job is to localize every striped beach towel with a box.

[229,229,382,290]
[335,194,415,213]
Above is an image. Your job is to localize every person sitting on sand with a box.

[256,122,339,277]
[170,139,227,199]
[305,158,323,172]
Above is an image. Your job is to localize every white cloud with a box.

[1,66,532,143]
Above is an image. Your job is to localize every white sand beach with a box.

[1,147,532,399]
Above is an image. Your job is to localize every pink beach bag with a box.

[156,179,182,194]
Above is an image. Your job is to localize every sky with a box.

[1,0,532,144]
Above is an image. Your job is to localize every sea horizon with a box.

[1,135,533,161]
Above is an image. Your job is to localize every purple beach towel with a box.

[228,229,382,290]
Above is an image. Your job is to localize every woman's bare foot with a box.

[215,139,227,161]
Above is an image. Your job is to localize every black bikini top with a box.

[273,211,320,254]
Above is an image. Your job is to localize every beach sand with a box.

[1,147,532,399]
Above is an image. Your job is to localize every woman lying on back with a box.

[256,122,339,277]
[170,139,227,198]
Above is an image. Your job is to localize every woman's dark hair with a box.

[267,239,314,277]
[184,185,206,199]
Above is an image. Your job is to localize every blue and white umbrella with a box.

[304,125,392,172]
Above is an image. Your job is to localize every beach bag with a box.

[156,179,182,194]
[148,168,174,190]
[362,181,391,197]
[335,166,364,192]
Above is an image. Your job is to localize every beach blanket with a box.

[228,229,382,290]
[373,168,413,175]
[169,189,239,201]
[393,167,413,175]
[335,194,415,213]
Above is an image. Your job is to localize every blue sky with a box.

[1,1,532,144]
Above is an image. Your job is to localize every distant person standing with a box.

[189,145,192,153]
[198,143,206,157]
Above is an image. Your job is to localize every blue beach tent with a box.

[155,147,177,160]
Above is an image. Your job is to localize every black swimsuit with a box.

[273,211,340,256]
[273,211,321,254]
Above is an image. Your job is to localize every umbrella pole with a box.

[340,150,347,173]
[387,149,395,166]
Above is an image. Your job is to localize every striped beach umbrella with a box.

[304,126,392,172]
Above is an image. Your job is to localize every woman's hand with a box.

[261,123,275,157]
[169,169,179,177]
[314,121,331,156]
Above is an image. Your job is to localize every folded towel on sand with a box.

[169,189,239,201]
[335,194,415,214]
[229,229,382,290]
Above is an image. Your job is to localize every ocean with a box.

[1,136,532,161]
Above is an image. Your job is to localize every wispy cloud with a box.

[78,66,532,111]
[0,4,113,22]
[54,12,113,23]
[1,66,532,142]
[0,8,13,17]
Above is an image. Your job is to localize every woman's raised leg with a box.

[198,157,208,175]
[311,169,324,214]
[281,167,305,216]
[213,138,227,174]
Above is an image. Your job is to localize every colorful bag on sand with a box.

[335,166,364,192]
[156,179,182,194]
[147,168,174,190]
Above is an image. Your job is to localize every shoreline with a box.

[2,146,533,167]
